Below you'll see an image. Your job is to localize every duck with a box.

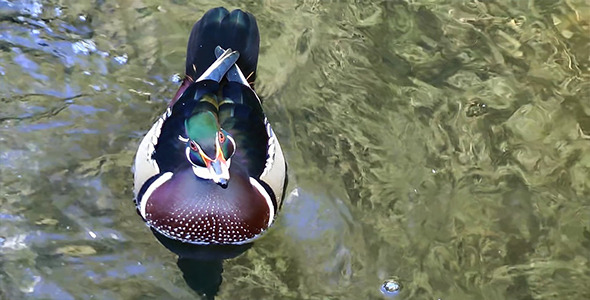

[133,7,287,252]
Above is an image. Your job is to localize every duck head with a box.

[184,111,236,187]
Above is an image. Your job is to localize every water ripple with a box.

[1,1,589,299]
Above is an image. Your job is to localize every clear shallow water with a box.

[1,0,589,299]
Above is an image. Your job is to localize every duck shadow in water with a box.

[151,229,253,299]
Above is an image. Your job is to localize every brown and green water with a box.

[1,1,589,299]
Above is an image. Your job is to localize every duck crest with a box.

[185,110,219,158]
[133,7,287,247]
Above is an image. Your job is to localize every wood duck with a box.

[133,7,287,249]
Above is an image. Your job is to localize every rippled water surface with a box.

[1,0,589,299]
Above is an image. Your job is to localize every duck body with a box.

[133,8,287,251]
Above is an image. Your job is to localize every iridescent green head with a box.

[184,111,236,187]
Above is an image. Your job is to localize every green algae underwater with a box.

[1,0,589,299]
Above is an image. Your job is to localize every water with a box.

[1,0,589,299]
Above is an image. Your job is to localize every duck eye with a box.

[218,131,225,143]
[189,140,199,151]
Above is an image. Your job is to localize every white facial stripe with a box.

[192,165,211,179]
[186,136,233,184]
[193,141,214,162]
[209,160,230,184]
[227,135,236,150]
[249,177,275,227]
[190,159,232,180]
[140,172,173,219]
[186,144,210,166]
[187,145,229,183]
[215,134,222,156]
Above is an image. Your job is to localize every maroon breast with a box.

[144,167,270,244]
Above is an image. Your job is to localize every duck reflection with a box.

[153,229,252,299]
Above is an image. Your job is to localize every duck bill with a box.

[207,155,230,187]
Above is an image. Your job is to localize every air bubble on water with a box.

[381,279,401,297]
[171,73,182,83]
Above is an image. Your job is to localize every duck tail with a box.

[185,7,260,84]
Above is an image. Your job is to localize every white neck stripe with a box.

[249,177,275,227]
[140,172,173,219]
